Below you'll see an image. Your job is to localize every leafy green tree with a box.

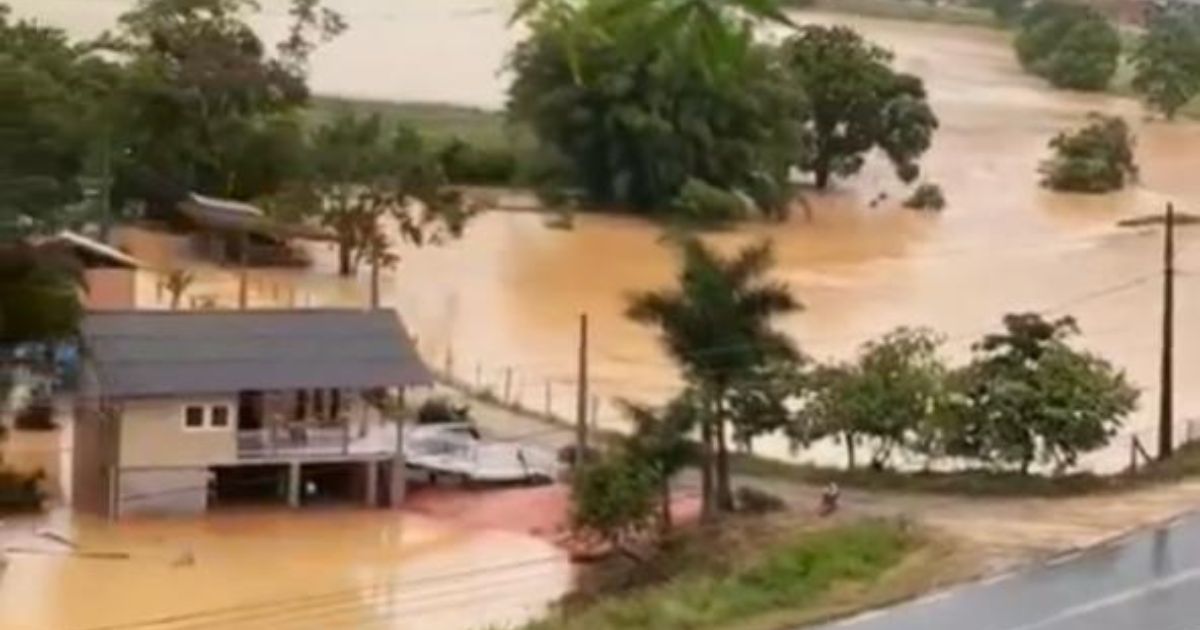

[508,6,807,216]
[1040,114,1137,193]
[1015,2,1119,91]
[627,237,800,516]
[0,243,83,345]
[620,395,698,530]
[983,0,1026,24]
[570,453,658,550]
[945,313,1138,473]
[0,5,115,237]
[780,25,938,190]
[106,0,343,203]
[303,113,474,276]
[1133,0,1200,120]
[790,363,862,469]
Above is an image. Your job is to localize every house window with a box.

[210,405,230,428]
[184,405,206,429]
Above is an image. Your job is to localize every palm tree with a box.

[626,237,800,517]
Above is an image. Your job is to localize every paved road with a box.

[821,513,1200,630]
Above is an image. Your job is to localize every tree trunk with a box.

[660,473,672,533]
[814,149,832,190]
[699,418,715,523]
[715,416,734,513]
[845,434,857,470]
[337,240,353,277]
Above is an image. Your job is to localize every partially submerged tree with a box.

[570,452,658,553]
[619,395,698,530]
[1132,0,1200,120]
[780,25,938,190]
[627,237,800,516]
[1040,114,1138,193]
[1014,2,1120,91]
[943,313,1138,473]
[304,113,474,276]
[508,3,807,217]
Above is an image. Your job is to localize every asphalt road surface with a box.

[819,513,1200,630]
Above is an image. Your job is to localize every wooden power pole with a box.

[1160,202,1176,460]
[576,313,590,463]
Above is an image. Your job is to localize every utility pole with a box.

[575,313,589,464]
[1160,202,1176,460]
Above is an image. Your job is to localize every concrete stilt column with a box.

[390,419,406,507]
[287,461,301,508]
[365,461,379,507]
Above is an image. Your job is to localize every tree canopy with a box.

[780,25,938,190]
[1014,2,1120,91]
[1133,0,1200,120]
[1040,114,1138,193]
[508,2,807,218]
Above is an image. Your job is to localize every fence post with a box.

[504,368,514,403]
[544,381,552,417]
[1131,435,1138,474]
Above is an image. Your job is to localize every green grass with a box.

[306,96,518,148]
[793,0,997,27]
[732,440,1200,498]
[525,520,917,630]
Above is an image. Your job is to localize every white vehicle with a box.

[404,422,559,484]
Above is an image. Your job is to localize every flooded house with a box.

[72,308,433,518]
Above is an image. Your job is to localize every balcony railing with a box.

[237,426,354,459]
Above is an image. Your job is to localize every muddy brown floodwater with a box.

[18,1,1200,470]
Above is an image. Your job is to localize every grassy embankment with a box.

[790,0,996,27]
[308,96,523,149]
[523,518,967,630]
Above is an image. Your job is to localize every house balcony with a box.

[236,422,398,461]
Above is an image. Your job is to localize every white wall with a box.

[119,395,237,467]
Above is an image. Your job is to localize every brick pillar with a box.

[287,461,301,508]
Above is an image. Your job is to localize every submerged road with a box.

[818,512,1200,630]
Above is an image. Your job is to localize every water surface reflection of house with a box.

[73,309,432,518]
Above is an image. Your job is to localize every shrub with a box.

[416,397,471,425]
[669,179,750,224]
[902,182,946,211]
[0,467,45,513]
[734,486,787,514]
[14,399,56,431]
[1041,114,1138,193]
[571,454,658,544]
[438,138,518,185]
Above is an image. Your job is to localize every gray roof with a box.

[82,309,433,397]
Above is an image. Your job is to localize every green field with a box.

[307,96,516,148]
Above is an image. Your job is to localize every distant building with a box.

[73,309,432,518]
[44,230,145,310]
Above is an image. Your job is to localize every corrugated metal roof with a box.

[82,309,433,397]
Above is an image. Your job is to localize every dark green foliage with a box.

[982,0,1025,23]
[944,313,1138,473]
[670,179,751,224]
[1041,114,1138,193]
[627,238,801,515]
[902,182,946,211]
[508,2,807,216]
[0,243,83,344]
[1014,2,1119,91]
[733,485,786,513]
[0,6,111,237]
[1133,0,1200,120]
[570,453,658,543]
[780,26,938,189]
[416,397,471,425]
[438,138,518,185]
[0,467,44,514]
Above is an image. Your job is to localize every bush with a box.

[1015,2,1119,91]
[416,397,471,425]
[1041,114,1138,193]
[0,467,45,513]
[902,182,946,211]
[14,400,56,431]
[571,454,658,543]
[438,138,518,185]
[669,179,750,224]
[734,486,787,514]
